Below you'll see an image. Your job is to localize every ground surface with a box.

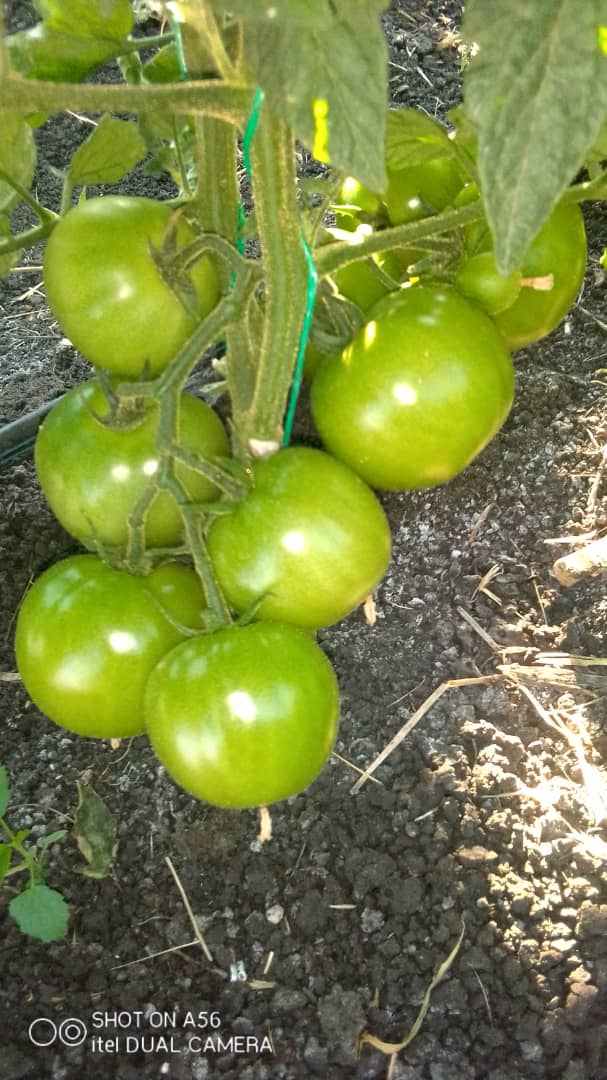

[1,2,607,1079]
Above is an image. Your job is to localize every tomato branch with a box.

[239,108,309,455]
[0,76,253,127]
[314,201,485,276]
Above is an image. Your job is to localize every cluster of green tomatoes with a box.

[15,135,587,810]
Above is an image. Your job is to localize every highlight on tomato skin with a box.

[14,556,207,740]
[310,283,515,492]
[207,446,392,630]
[144,621,341,809]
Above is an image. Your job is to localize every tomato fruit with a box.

[15,556,205,739]
[207,447,391,629]
[35,379,228,549]
[493,203,587,349]
[384,157,464,227]
[43,196,219,377]
[311,284,515,491]
[145,622,339,808]
[334,176,383,230]
[455,251,522,316]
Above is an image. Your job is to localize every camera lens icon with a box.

[59,1018,88,1046]
[29,1017,88,1048]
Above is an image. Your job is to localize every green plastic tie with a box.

[282,234,318,447]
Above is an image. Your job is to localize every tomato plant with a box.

[207,447,391,629]
[310,285,515,491]
[1,0,604,816]
[43,196,220,377]
[35,379,229,549]
[145,622,340,809]
[15,556,205,739]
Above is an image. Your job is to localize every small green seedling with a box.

[0,762,69,942]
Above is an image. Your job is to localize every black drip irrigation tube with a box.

[0,396,64,466]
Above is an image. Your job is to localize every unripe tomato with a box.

[311,284,514,491]
[334,176,383,230]
[207,447,391,629]
[15,557,206,738]
[455,251,522,316]
[35,379,229,550]
[43,196,219,376]
[493,203,587,349]
[384,157,464,226]
[145,622,340,808]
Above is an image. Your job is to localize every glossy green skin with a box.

[145,622,340,808]
[493,203,587,350]
[334,249,401,312]
[15,557,206,738]
[455,251,522,316]
[207,447,391,629]
[35,380,228,549]
[43,196,219,376]
[311,285,515,491]
[384,157,464,226]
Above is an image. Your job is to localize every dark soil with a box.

[2,3,607,1079]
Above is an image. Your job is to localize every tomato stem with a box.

[314,200,485,276]
[0,76,253,128]
[0,168,56,225]
[237,107,309,454]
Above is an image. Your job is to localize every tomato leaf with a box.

[244,0,389,192]
[9,884,70,942]
[36,0,133,39]
[386,108,453,171]
[211,0,333,24]
[72,782,117,879]
[462,0,607,272]
[0,115,37,214]
[0,763,9,819]
[68,115,146,186]
[7,0,134,82]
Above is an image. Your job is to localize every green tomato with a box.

[334,176,383,230]
[15,557,205,739]
[43,196,219,376]
[145,622,340,808]
[35,379,228,550]
[334,249,401,313]
[311,284,514,491]
[207,447,391,629]
[455,251,522,316]
[493,203,587,349]
[384,157,464,226]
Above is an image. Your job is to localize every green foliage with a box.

[462,0,607,271]
[68,114,146,187]
[9,883,70,943]
[0,114,36,212]
[7,0,133,82]
[385,109,454,171]
[0,762,69,943]
[243,0,389,192]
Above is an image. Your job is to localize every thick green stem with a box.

[239,109,308,454]
[0,76,252,124]
[314,201,485,276]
